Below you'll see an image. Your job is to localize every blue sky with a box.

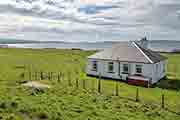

[0,0,180,42]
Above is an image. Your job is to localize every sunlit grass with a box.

[0,48,179,120]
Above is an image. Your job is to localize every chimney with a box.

[139,37,148,49]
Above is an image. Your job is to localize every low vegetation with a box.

[0,48,179,120]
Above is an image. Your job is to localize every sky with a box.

[0,0,180,42]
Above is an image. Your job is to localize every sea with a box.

[5,40,180,52]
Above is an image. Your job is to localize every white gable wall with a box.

[86,58,166,84]
[151,60,166,83]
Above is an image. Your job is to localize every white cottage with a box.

[86,38,167,86]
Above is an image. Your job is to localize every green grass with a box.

[0,48,179,120]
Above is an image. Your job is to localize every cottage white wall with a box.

[151,60,166,83]
[101,60,120,79]
[160,60,166,79]
[122,63,155,82]
[86,59,100,76]
[132,61,166,84]
[87,59,152,80]
[86,59,121,79]
[132,64,153,78]
[119,62,129,80]
[86,59,166,83]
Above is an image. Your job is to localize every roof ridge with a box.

[132,42,154,63]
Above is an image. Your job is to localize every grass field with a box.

[0,48,180,120]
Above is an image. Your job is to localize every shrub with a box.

[37,112,48,119]
[10,101,18,108]
[0,102,6,109]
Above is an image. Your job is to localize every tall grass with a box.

[0,48,179,119]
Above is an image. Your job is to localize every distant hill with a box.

[0,38,66,44]
[0,38,179,44]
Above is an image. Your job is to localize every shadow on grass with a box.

[87,74,180,90]
[165,108,180,116]
[155,76,180,91]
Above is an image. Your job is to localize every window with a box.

[108,62,114,73]
[122,64,129,74]
[136,65,142,74]
[92,61,97,71]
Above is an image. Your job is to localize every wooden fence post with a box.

[82,79,86,89]
[161,92,165,109]
[91,79,95,92]
[22,72,26,80]
[76,78,79,89]
[45,72,47,80]
[34,71,37,80]
[136,88,139,102]
[57,72,61,82]
[37,71,39,80]
[40,71,43,80]
[48,72,51,80]
[50,72,54,80]
[50,72,52,80]
[98,73,101,93]
[115,81,119,96]
[61,73,64,81]
[20,72,25,81]
[68,72,72,86]
[29,71,31,81]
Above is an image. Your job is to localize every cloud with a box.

[0,0,179,41]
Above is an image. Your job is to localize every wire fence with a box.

[17,69,180,116]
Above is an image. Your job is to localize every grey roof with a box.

[87,42,167,63]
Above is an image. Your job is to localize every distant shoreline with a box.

[0,39,180,44]
[0,47,180,54]
[1,40,180,52]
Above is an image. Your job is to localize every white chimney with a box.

[139,37,148,49]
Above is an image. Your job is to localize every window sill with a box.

[108,71,115,74]
[91,69,97,72]
[121,72,129,74]
[134,73,142,76]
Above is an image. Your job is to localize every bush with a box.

[37,112,48,119]
[10,101,18,108]
[0,102,6,109]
